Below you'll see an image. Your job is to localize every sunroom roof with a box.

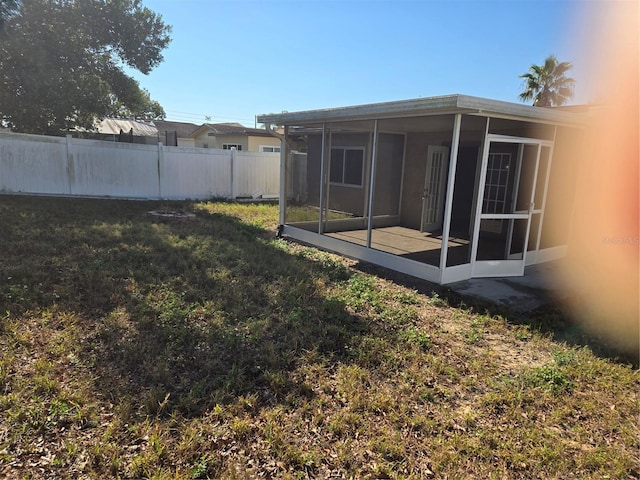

[257,94,586,127]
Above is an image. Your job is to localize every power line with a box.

[163,110,256,125]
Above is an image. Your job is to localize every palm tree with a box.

[519,55,576,107]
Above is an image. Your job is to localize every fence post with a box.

[157,142,163,199]
[65,134,73,195]
[230,148,236,199]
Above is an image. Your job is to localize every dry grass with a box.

[0,195,638,479]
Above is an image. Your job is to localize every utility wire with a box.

[163,110,255,125]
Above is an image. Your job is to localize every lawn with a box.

[0,195,637,479]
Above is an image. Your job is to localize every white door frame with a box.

[420,145,450,232]
[470,134,553,278]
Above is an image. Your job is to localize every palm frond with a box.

[518,54,576,106]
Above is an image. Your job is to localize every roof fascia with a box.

[258,95,461,125]
[456,95,587,126]
[258,94,587,127]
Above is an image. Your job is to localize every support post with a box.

[366,119,379,248]
[440,114,462,271]
[157,142,163,199]
[65,134,74,195]
[230,147,235,200]
[470,118,492,272]
[318,123,327,234]
[535,126,557,252]
[468,117,490,238]
[279,126,289,226]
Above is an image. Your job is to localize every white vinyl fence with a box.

[0,131,281,200]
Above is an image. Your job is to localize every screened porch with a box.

[259,95,582,284]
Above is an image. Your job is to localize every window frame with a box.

[329,146,365,188]
[259,145,281,153]
[222,144,242,151]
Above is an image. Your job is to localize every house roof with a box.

[190,123,274,138]
[257,94,587,127]
[153,120,199,138]
[96,118,158,136]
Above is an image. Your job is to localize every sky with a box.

[129,0,600,127]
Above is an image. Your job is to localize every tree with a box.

[519,54,576,107]
[107,85,166,120]
[0,0,171,134]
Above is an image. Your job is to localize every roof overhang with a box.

[95,118,158,136]
[257,94,587,128]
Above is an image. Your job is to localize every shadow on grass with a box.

[0,196,366,417]
[352,260,639,367]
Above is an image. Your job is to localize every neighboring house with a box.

[93,117,159,144]
[91,118,198,146]
[190,123,282,152]
[257,94,587,285]
[153,120,199,147]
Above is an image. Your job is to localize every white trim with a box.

[257,94,586,127]
[282,225,442,284]
[471,132,559,278]
[480,213,529,220]
[363,132,372,218]
[324,129,333,233]
[260,145,281,153]
[440,113,462,270]
[486,134,553,147]
[441,263,472,284]
[470,129,492,269]
[535,128,557,251]
[318,124,327,234]
[506,144,524,246]
[473,259,526,277]
[519,143,542,267]
[525,245,567,266]
[398,133,408,217]
[366,120,379,248]
[278,127,287,226]
[469,118,490,238]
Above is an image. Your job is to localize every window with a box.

[260,145,281,153]
[223,144,242,150]
[330,147,365,187]
[203,143,209,148]
[482,152,511,215]
[482,152,511,233]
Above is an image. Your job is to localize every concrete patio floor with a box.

[447,260,572,313]
[319,225,572,314]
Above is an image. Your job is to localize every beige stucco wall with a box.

[215,135,248,150]
[302,132,404,219]
[192,131,214,149]
[193,133,247,150]
[373,133,404,216]
[192,131,279,151]
[401,130,454,229]
[248,135,281,152]
[325,133,370,216]
[539,125,582,249]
